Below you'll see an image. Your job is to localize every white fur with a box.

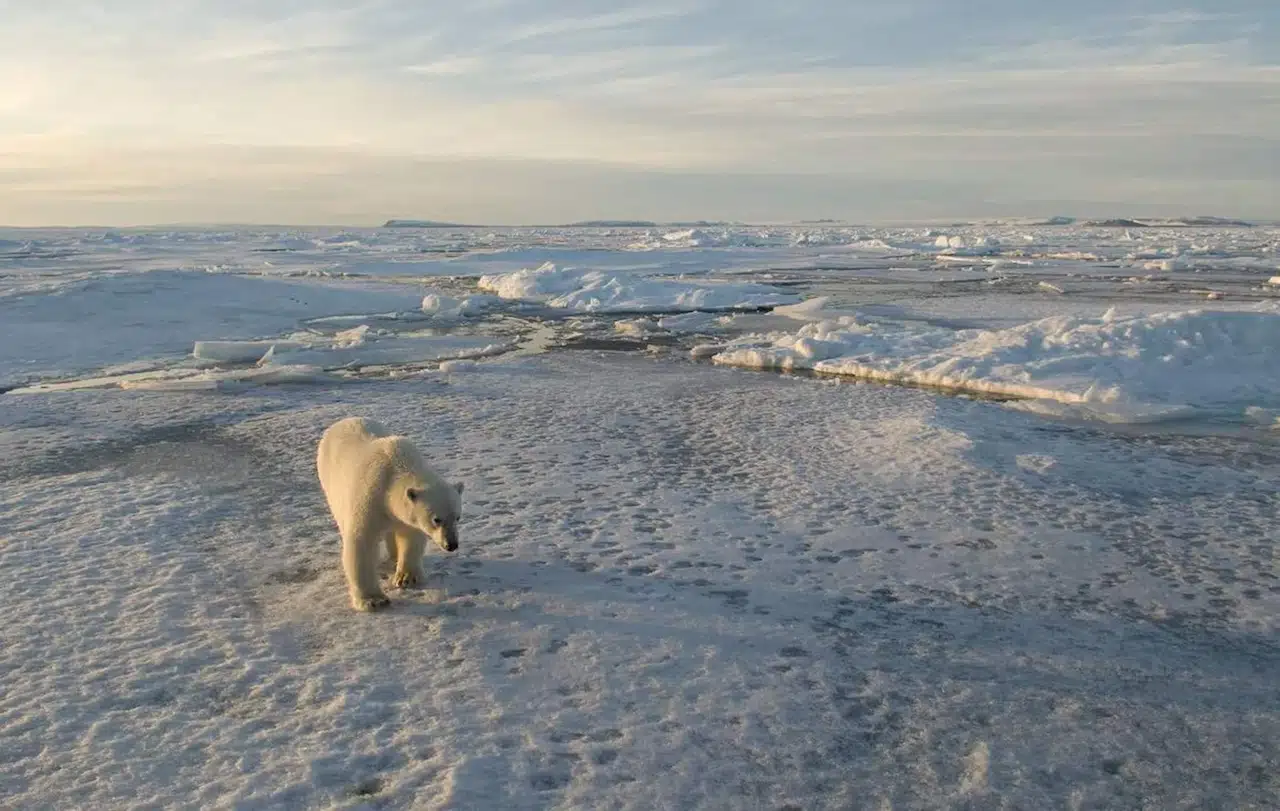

[316,416,463,612]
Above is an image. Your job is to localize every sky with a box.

[0,0,1277,226]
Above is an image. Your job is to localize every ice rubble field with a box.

[1,223,1279,809]
[3,221,1278,422]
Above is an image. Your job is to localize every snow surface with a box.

[1,223,1278,809]
[2,354,1277,810]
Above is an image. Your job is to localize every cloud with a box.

[0,0,1276,224]
[405,56,485,76]
[494,4,699,45]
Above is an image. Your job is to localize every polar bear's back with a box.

[320,415,388,448]
[316,417,400,534]
[317,416,388,472]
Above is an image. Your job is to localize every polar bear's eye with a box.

[430,515,443,527]
[407,488,420,502]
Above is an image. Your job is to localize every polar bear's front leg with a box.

[342,524,390,612]
[390,529,428,589]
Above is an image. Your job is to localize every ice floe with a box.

[704,300,1280,423]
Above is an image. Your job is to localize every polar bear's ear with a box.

[454,482,464,495]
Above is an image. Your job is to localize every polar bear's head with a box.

[396,478,464,552]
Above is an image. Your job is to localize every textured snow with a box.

[2,355,1277,810]
[477,262,798,313]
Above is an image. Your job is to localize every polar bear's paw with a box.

[352,593,392,612]
[390,569,424,590]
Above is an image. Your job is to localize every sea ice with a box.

[7,363,335,394]
[193,340,305,364]
[655,228,787,248]
[0,269,425,387]
[477,262,798,313]
[265,336,512,369]
[656,311,730,332]
[437,359,479,373]
[420,293,504,319]
[706,304,1280,423]
[614,318,659,337]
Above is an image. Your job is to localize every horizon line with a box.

[1,214,1273,231]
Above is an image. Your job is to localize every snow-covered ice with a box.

[420,293,504,320]
[0,269,429,388]
[1,222,1277,809]
[706,297,1280,423]
[477,262,798,313]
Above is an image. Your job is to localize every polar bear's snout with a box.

[426,516,459,553]
[410,486,462,553]
[436,522,459,553]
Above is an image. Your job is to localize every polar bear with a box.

[316,416,464,612]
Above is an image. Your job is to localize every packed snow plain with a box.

[1,222,1278,810]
